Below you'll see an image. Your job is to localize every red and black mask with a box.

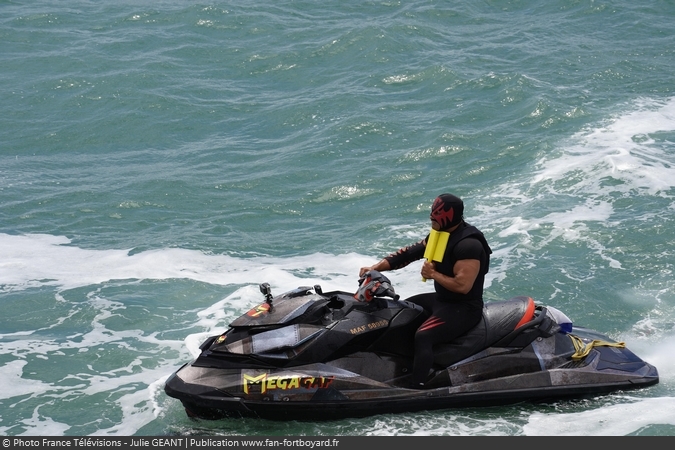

[430,194,464,230]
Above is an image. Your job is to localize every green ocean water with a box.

[1,0,675,436]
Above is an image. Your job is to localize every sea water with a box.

[1,0,675,436]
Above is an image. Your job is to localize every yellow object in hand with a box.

[422,229,449,281]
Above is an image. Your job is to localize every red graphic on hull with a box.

[246,303,270,318]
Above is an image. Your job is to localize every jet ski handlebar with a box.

[383,288,399,301]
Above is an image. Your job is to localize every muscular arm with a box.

[421,258,480,294]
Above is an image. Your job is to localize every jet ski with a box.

[164,271,659,421]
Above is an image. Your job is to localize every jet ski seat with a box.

[433,296,556,368]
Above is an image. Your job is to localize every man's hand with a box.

[420,260,437,281]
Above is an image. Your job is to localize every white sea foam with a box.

[0,360,54,399]
[481,97,675,236]
[475,97,675,290]
[523,396,675,436]
[12,410,70,437]
[531,97,675,196]
[0,233,372,294]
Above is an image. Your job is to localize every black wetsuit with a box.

[383,221,492,386]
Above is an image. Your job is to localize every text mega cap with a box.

[430,193,464,229]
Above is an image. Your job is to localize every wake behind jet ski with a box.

[164,271,659,421]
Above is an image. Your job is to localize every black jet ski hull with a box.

[165,329,658,421]
[164,282,659,421]
[166,374,658,422]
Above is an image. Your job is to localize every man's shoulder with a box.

[454,236,486,258]
[456,236,484,249]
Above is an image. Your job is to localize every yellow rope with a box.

[568,334,626,360]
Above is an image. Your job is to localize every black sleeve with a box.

[383,237,427,270]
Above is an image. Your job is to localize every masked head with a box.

[430,193,464,230]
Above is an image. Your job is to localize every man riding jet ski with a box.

[164,271,659,420]
[358,193,492,389]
